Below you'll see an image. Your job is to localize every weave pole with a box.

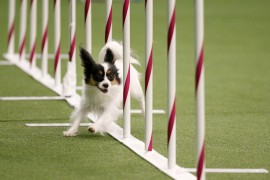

[85,0,92,53]
[29,0,37,69]
[41,0,49,78]
[69,0,76,66]
[105,0,112,43]
[19,0,27,61]
[54,0,61,87]
[145,0,153,152]
[167,0,176,169]
[63,0,77,97]
[123,0,131,138]
[7,0,15,55]
[195,0,206,179]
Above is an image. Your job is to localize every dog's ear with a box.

[80,47,96,69]
[104,48,115,64]
[80,47,96,84]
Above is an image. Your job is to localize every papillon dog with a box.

[63,41,145,136]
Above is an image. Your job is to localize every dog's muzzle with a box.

[98,83,109,93]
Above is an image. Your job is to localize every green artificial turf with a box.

[0,0,270,179]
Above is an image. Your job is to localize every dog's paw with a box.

[88,124,107,135]
[88,126,96,133]
[63,130,77,137]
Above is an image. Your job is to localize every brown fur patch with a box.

[106,70,111,75]
[111,77,120,85]
[89,76,98,86]
[98,70,103,75]
[106,70,119,85]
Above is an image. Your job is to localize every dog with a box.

[63,41,145,136]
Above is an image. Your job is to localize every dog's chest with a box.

[83,86,118,106]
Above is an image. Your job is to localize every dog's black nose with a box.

[103,83,109,88]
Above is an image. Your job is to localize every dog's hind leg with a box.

[63,107,88,137]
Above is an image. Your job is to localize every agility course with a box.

[0,0,269,179]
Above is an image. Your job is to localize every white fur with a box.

[63,41,145,136]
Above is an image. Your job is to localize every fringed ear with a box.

[80,47,96,68]
[80,47,95,84]
[104,48,115,64]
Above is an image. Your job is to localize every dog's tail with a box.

[99,40,140,65]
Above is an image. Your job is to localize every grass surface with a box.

[0,0,270,179]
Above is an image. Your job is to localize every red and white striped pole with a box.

[7,0,15,55]
[29,0,37,69]
[167,0,176,169]
[123,0,131,138]
[85,0,92,53]
[69,0,76,82]
[63,0,77,97]
[41,0,49,78]
[145,0,153,152]
[54,0,61,87]
[19,0,27,61]
[195,0,206,179]
[105,0,112,43]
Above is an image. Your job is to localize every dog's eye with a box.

[94,74,104,81]
[107,73,114,81]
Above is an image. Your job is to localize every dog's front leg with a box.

[88,106,120,134]
[88,112,110,135]
[63,107,87,137]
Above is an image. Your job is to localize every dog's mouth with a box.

[97,87,108,93]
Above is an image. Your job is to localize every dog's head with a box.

[80,47,121,93]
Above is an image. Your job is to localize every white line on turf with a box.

[0,96,163,114]
[25,123,90,127]
[185,168,268,173]
[76,86,83,90]
[0,61,13,65]
[0,96,66,101]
